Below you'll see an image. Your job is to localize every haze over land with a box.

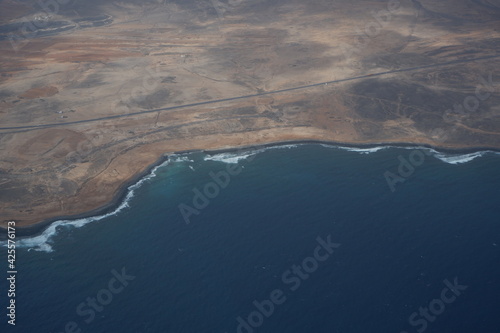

[0,0,499,228]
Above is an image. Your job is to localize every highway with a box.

[1,54,498,132]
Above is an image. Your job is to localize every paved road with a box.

[1,54,499,132]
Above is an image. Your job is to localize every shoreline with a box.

[2,139,500,238]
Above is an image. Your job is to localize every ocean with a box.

[1,144,499,333]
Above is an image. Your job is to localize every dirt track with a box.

[1,0,499,228]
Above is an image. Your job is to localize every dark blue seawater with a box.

[1,144,499,333]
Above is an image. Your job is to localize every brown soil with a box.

[1,0,499,229]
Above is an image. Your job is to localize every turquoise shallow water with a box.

[1,144,499,333]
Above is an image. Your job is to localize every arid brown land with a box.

[0,0,499,229]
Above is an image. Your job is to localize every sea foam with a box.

[322,143,495,164]
[0,155,191,253]
[328,145,389,154]
[204,152,256,164]
[1,145,495,252]
[432,151,486,164]
[203,144,299,164]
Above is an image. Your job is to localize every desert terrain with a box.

[0,0,499,230]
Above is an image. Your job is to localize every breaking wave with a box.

[321,143,497,164]
[203,144,299,164]
[1,143,496,252]
[0,155,192,253]
[432,151,487,164]
[321,144,389,154]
